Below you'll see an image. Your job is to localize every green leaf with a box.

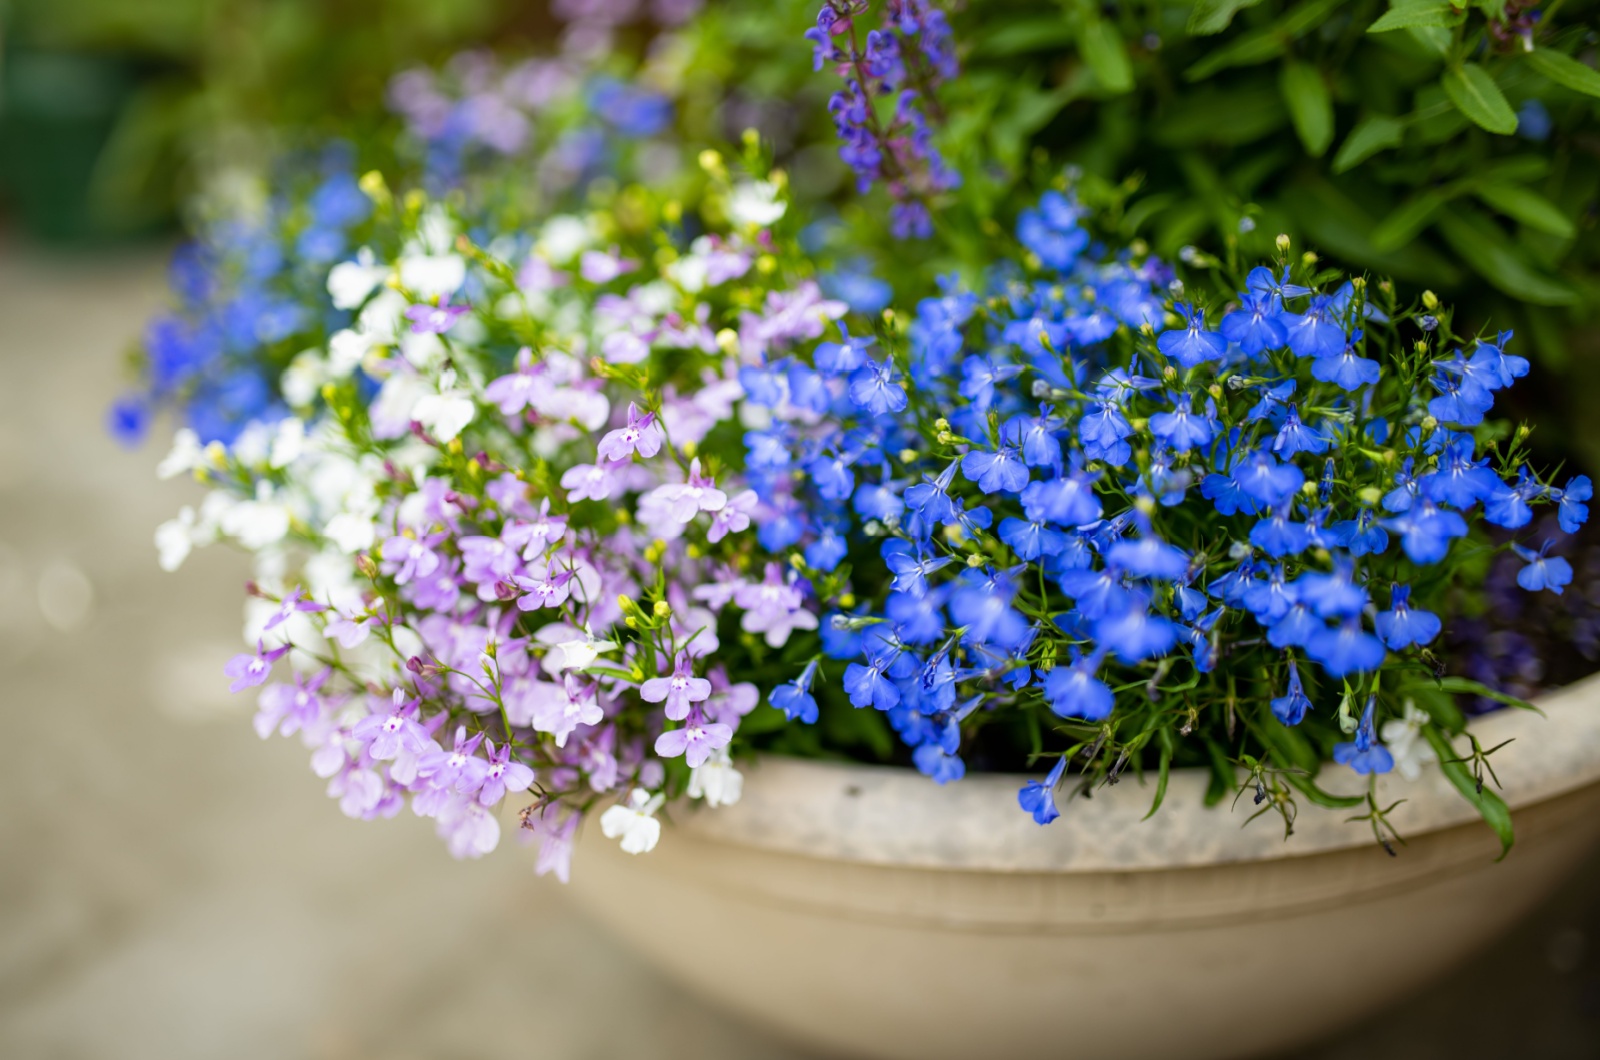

[1367,0,1465,32]
[975,19,1079,57]
[1442,63,1518,135]
[1526,48,1600,98]
[1405,24,1453,57]
[1280,61,1335,156]
[1435,209,1580,306]
[1284,773,1367,809]
[1185,0,1345,81]
[1204,738,1233,807]
[1430,675,1545,714]
[1424,726,1515,859]
[1473,182,1577,238]
[1331,114,1406,173]
[1188,0,1267,36]
[1079,18,1134,94]
[1143,737,1173,820]
[1371,190,1447,252]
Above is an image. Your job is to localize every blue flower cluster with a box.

[743,184,1591,823]
[807,0,959,238]
[110,149,372,446]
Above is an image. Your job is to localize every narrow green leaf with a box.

[1185,0,1344,81]
[1424,726,1515,859]
[1442,63,1518,135]
[1474,182,1577,238]
[1405,24,1452,57]
[1188,0,1267,36]
[1370,190,1447,252]
[1435,210,1580,305]
[975,19,1079,57]
[1143,739,1173,820]
[1204,738,1233,807]
[1280,61,1335,156]
[1368,0,1464,32]
[1430,675,1546,714]
[1331,114,1406,173]
[1079,18,1134,94]
[1526,48,1600,98]
[1284,773,1367,809]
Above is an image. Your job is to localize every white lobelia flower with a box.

[326,247,389,310]
[154,506,199,571]
[269,418,306,469]
[156,428,205,480]
[727,180,786,227]
[411,369,476,443]
[542,629,619,674]
[281,352,329,408]
[327,328,375,376]
[400,254,465,300]
[688,749,743,808]
[600,789,664,855]
[536,214,594,264]
[323,511,376,554]
[220,483,292,550]
[1380,700,1439,781]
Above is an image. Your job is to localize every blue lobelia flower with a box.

[843,658,901,710]
[904,460,961,526]
[961,442,1030,494]
[1271,658,1314,725]
[1105,527,1189,580]
[1514,541,1574,594]
[1156,303,1226,368]
[805,521,851,572]
[1272,406,1329,456]
[1334,508,1390,557]
[1079,399,1134,465]
[1295,561,1368,619]
[1243,564,1294,623]
[1311,332,1381,391]
[886,588,947,645]
[807,449,858,501]
[1268,600,1321,649]
[1419,435,1498,510]
[1333,695,1394,775]
[1003,411,1064,469]
[853,478,905,522]
[999,516,1067,560]
[882,540,954,597]
[770,660,821,723]
[1483,470,1541,529]
[814,324,876,377]
[1374,584,1441,648]
[1384,499,1468,563]
[1021,471,1103,527]
[847,358,909,415]
[948,569,1032,652]
[1246,265,1311,301]
[1042,651,1114,720]
[1220,290,1287,355]
[1283,294,1347,359]
[1250,502,1311,558]
[1233,452,1305,509]
[1095,599,1177,662]
[1558,475,1592,533]
[1149,394,1215,453]
[1017,756,1069,825]
[1057,566,1133,620]
[1307,618,1386,677]
[913,743,966,784]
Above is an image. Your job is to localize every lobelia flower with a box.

[596,402,664,461]
[225,640,291,692]
[1332,695,1394,775]
[771,659,822,723]
[1043,651,1113,720]
[477,739,536,806]
[1017,755,1070,825]
[1271,658,1313,725]
[599,788,663,854]
[1374,585,1442,648]
[1514,541,1573,594]
[352,690,432,760]
[688,748,744,806]
[639,652,712,720]
[404,298,470,334]
[654,705,734,768]
[1380,702,1438,781]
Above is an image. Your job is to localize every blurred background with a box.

[4,0,1600,1056]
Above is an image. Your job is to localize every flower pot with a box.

[559,674,1600,1060]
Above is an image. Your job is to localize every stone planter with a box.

[561,675,1600,1060]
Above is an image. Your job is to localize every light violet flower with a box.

[647,457,728,524]
[253,668,331,738]
[596,402,664,461]
[514,563,575,610]
[352,690,431,760]
[707,489,757,542]
[654,706,734,768]
[513,676,603,747]
[522,803,578,883]
[601,331,651,364]
[735,563,820,648]
[436,798,500,859]
[224,640,290,693]
[579,248,638,284]
[599,788,662,854]
[478,739,536,806]
[639,652,712,720]
[382,534,442,585]
[404,298,470,334]
[560,460,628,502]
[262,586,328,632]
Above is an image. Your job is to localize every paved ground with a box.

[2,241,1598,1059]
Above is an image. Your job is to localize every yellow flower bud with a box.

[653,600,672,618]
[1422,290,1439,310]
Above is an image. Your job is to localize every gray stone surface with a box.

[1,241,1597,1058]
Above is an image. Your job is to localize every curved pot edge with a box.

[667,672,1600,873]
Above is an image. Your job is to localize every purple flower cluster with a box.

[808,0,960,237]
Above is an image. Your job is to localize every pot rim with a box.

[669,672,1600,873]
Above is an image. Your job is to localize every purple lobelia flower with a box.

[405,298,470,334]
[596,402,664,461]
[477,739,535,806]
[352,690,432,760]
[639,652,713,720]
[225,639,291,692]
[654,705,734,768]
[262,586,327,631]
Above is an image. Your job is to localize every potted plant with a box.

[120,3,1600,1057]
